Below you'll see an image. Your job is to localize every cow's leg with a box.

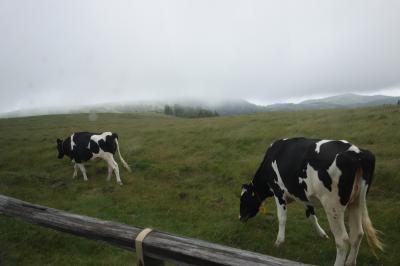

[77,163,88,181]
[274,196,287,247]
[321,198,349,266]
[305,205,329,239]
[112,158,122,185]
[106,165,113,181]
[72,163,78,179]
[345,190,365,266]
[104,154,123,185]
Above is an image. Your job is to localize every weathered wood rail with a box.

[0,194,313,266]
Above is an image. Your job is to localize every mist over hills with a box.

[1,93,399,118]
[264,93,400,112]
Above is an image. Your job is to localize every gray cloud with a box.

[1,0,400,112]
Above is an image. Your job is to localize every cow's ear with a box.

[57,138,62,144]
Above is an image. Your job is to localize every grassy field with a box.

[0,106,399,265]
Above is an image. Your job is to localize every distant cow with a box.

[57,132,131,185]
[239,138,383,266]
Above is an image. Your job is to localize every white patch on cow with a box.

[340,140,349,144]
[305,152,349,204]
[326,155,344,203]
[302,164,316,200]
[241,188,247,196]
[274,196,287,246]
[305,163,330,201]
[90,132,112,143]
[298,177,303,184]
[327,155,342,181]
[90,132,113,159]
[271,161,286,193]
[348,145,360,153]
[315,140,332,153]
[282,138,288,141]
[70,133,76,150]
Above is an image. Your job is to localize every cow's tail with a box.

[112,134,131,172]
[357,151,383,255]
[360,183,384,255]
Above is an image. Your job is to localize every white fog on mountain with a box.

[1,0,400,114]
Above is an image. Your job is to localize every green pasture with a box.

[0,106,399,265]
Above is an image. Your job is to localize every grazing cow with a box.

[56,132,131,185]
[239,138,383,266]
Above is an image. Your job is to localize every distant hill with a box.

[300,93,395,106]
[1,93,399,118]
[264,93,400,112]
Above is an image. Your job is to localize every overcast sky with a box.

[1,0,400,113]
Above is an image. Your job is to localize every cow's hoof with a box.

[321,233,329,239]
[117,181,123,186]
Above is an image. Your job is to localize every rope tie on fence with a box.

[135,228,153,266]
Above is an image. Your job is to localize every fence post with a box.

[135,228,165,266]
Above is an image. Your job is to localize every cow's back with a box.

[263,138,363,203]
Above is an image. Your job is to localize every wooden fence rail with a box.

[0,194,313,266]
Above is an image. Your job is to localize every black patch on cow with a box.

[336,151,359,206]
[89,140,100,154]
[252,165,274,200]
[358,149,376,193]
[98,134,117,154]
[317,170,332,191]
[305,205,315,218]
[240,183,263,221]
[61,136,72,158]
[71,132,94,162]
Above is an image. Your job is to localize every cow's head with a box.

[239,183,262,222]
[56,138,64,159]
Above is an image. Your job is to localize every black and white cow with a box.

[56,132,131,185]
[239,138,383,266]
